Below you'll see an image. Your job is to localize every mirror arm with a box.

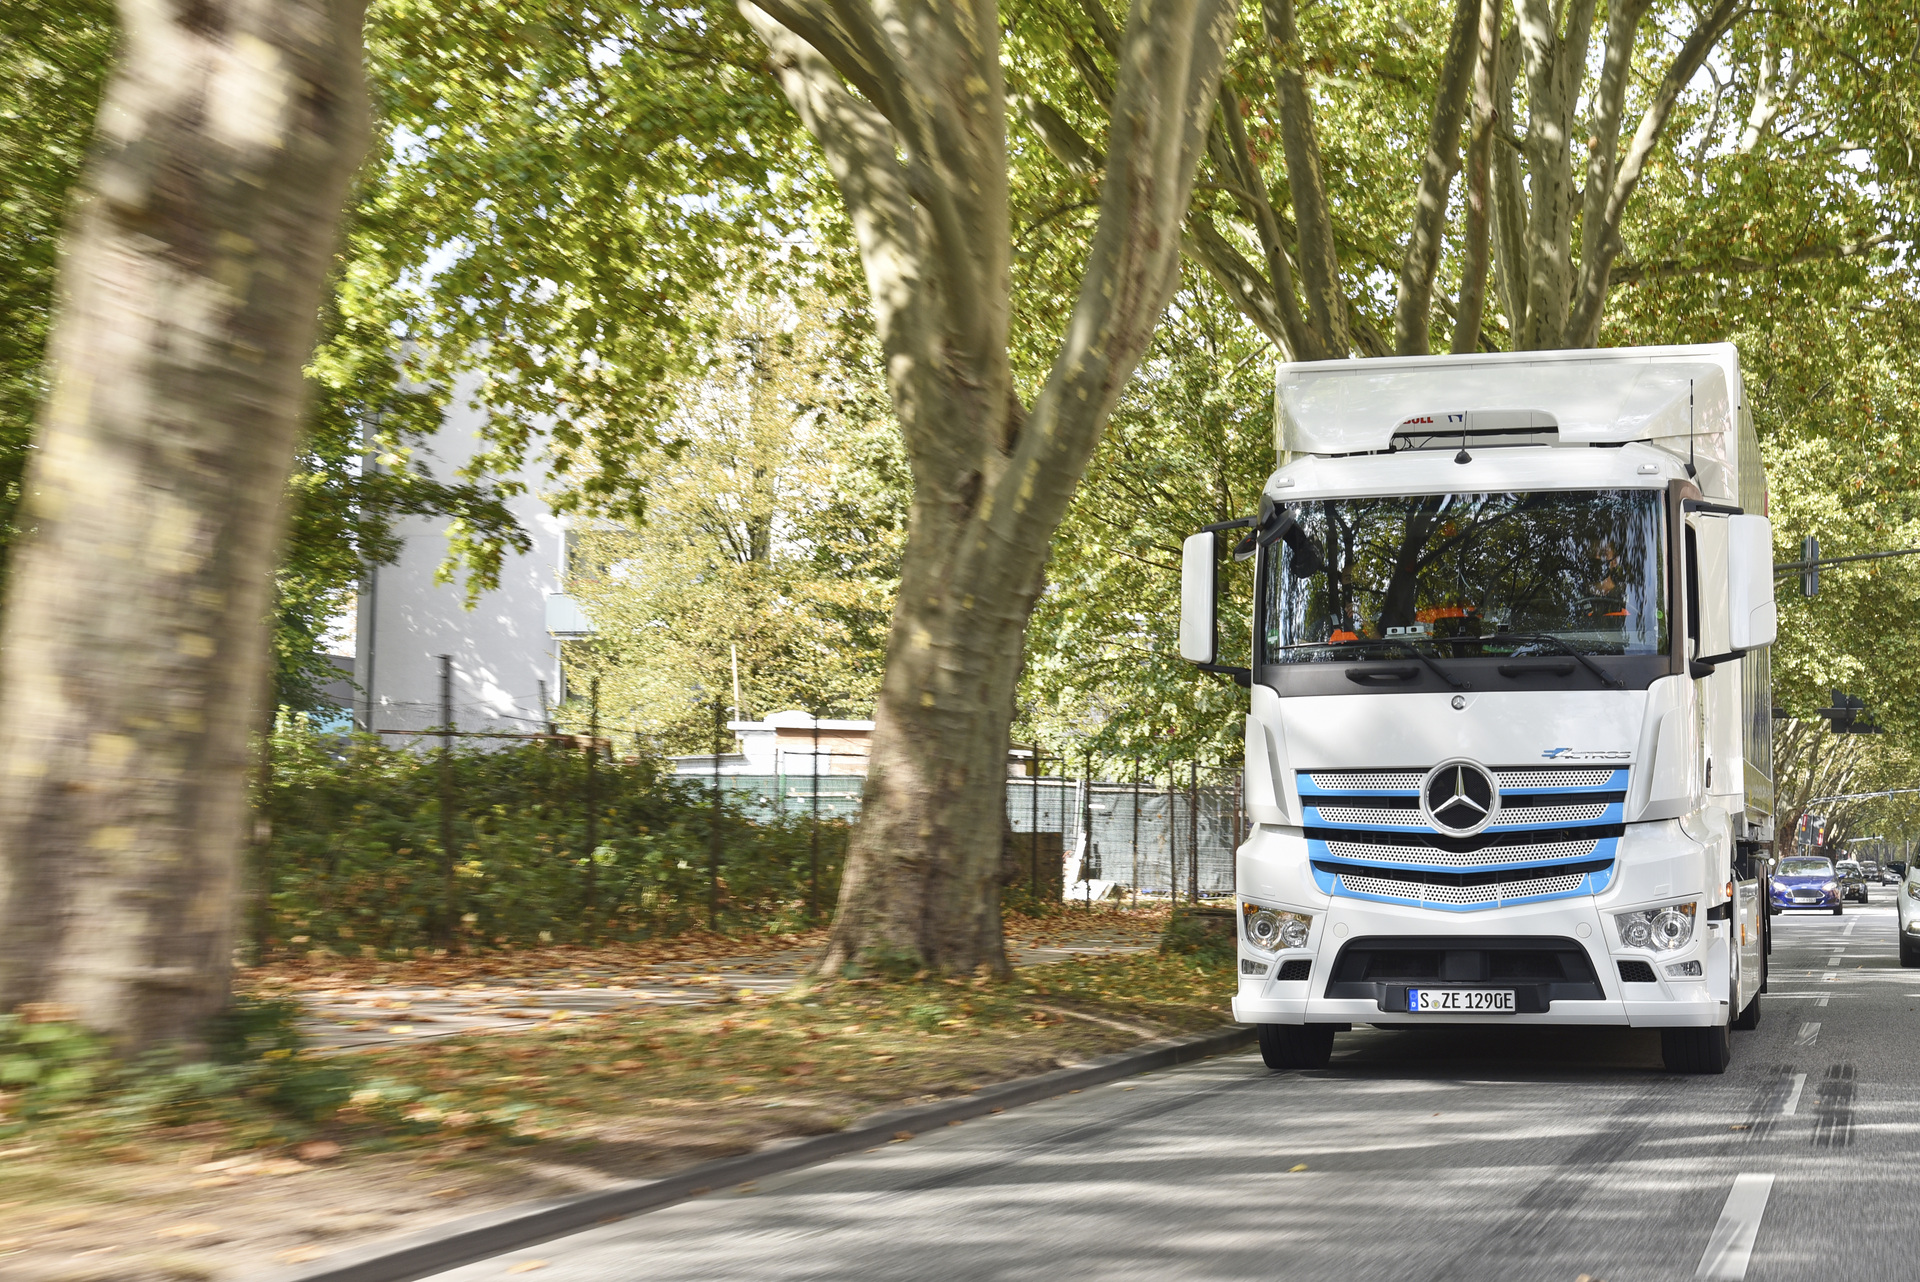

[1196,662,1253,689]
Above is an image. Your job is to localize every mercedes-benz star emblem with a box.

[1421,760,1499,836]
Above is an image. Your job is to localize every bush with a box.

[0,996,359,1143]
[1159,909,1236,966]
[260,724,850,954]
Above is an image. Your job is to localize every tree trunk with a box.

[1262,0,1349,360]
[1393,0,1482,356]
[0,0,370,1051]
[1450,0,1502,354]
[743,0,1233,976]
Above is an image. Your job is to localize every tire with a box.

[1832,905,1843,916]
[1732,992,1761,1031]
[1662,1023,1733,1074]
[1900,937,1920,968]
[1258,1023,1335,1070]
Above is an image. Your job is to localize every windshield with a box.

[1263,489,1667,661]
[1778,857,1833,876]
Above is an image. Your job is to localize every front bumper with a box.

[1231,893,1726,1029]
[1770,885,1839,909]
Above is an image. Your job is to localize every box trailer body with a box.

[1181,344,1777,1073]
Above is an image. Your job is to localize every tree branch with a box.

[1184,215,1293,354]
[1451,0,1501,354]
[1611,232,1898,285]
[1394,0,1482,355]
[1576,0,1650,293]
[1262,0,1348,359]
[1562,0,1748,347]
[976,0,1236,570]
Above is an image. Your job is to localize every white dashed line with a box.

[1817,995,1829,1007]
[1842,920,1856,937]
[1781,1073,1807,1115]
[1695,1173,1775,1280]
[1795,1022,1821,1046]
[1826,954,1843,966]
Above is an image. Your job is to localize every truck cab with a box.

[1181,344,1776,1074]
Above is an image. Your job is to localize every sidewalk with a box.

[278,915,1160,1054]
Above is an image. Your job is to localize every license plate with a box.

[1408,988,1516,1013]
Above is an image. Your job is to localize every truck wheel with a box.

[1258,1024,1335,1070]
[1732,992,1761,1031]
[1661,1024,1732,1074]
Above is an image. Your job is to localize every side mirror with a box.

[1179,531,1217,663]
[1726,514,1777,649]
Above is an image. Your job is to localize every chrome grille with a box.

[1306,771,1424,792]
[1494,769,1617,789]
[1324,837,1599,868]
[1489,803,1610,827]
[1309,805,1426,827]
[1338,870,1592,905]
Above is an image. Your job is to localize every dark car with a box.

[1837,860,1870,903]
[1771,855,1842,915]
[1883,862,1906,885]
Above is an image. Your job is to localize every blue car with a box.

[1771,854,1843,915]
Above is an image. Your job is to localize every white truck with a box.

[1180,343,1776,1074]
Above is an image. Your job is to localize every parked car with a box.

[1860,860,1882,883]
[1771,855,1842,915]
[1901,865,1920,967]
[1836,860,1871,903]
[1883,862,1906,885]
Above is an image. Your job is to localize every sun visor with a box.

[1276,345,1742,457]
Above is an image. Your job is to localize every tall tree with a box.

[737,0,1235,975]
[0,0,370,1050]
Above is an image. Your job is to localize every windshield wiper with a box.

[1478,633,1623,689]
[1287,638,1468,690]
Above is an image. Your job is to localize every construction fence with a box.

[706,764,1245,902]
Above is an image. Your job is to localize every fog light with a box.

[1664,960,1703,978]
[1242,902,1312,952]
[1614,901,1696,952]
[1240,958,1267,976]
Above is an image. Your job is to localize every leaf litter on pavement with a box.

[0,908,1229,1282]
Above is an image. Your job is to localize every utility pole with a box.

[438,655,457,945]
[1188,760,1200,903]
[1130,756,1141,909]
[1082,746,1095,911]
[710,695,724,930]
[1029,746,1042,912]
[583,675,600,928]
[809,709,822,921]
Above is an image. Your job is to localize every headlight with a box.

[1906,882,1920,901]
[1822,880,1837,892]
[1614,901,1696,952]
[1242,902,1312,952]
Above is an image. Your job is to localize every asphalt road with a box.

[428,894,1920,1282]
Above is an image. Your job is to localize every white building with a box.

[353,372,573,738]
[670,710,874,776]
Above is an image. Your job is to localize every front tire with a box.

[1900,937,1920,968]
[1732,992,1761,1030]
[1662,1023,1733,1074]
[1832,905,1843,915]
[1258,1023,1335,1070]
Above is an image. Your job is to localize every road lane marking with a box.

[1694,1173,1775,1280]
[1843,921,1856,936]
[1817,995,1829,1006]
[1781,1073,1807,1115]
[1826,954,1843,965]
[1795,1022,1821,1046]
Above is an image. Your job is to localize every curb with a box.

[272,1022,1255,1282]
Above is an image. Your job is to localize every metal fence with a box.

[702,767,1244,901]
